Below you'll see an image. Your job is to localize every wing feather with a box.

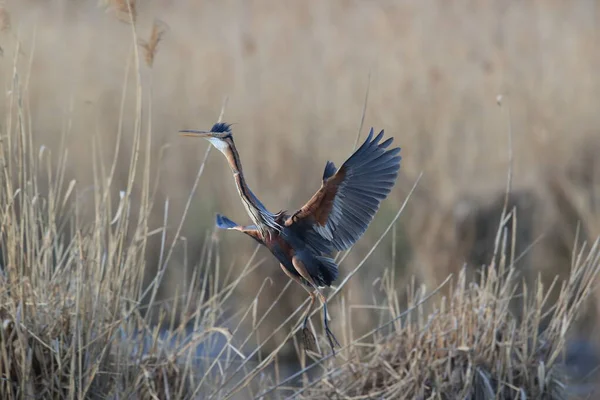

[215,214,263,243]
[286,128,401,251]
[216,214,242,229]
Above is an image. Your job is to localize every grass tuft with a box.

[301,234,600,399]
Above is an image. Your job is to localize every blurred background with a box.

[1,0,600,373]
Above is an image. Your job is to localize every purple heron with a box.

[180,122,401,353]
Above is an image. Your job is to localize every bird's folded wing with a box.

[285,128,401,252]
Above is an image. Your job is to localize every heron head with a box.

[179,122,233,153]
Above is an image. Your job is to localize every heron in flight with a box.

[179,122,401,353]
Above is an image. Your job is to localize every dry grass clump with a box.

[131,355,187,399]
[0,75,152,395]
[303,228,600,399]
[0,291,86,397]
[406,136,600,341]
[0,43,230,398]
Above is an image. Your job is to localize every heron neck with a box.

[225,141,244,175]
[224,141,254,202]
[223,141,275,231]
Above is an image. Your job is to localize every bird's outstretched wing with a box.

[215,214,263,243]
[285,128,401,251]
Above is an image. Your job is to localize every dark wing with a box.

[216,214,242,229]
[215,214,263,243]
[285,128,401,251]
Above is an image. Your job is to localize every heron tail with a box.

[315,255,339,286]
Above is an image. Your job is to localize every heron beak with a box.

[178,130,213,138]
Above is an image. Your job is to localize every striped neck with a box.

[217,138,281,238]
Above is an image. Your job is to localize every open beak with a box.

[178,129,213,138]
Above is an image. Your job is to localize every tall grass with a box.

[0,19,243,397]
[296,230,600,399]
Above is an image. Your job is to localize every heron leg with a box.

[279,263,317,350]
[302,291,316,329]
[315,291,341,352]
[291,256,341,354]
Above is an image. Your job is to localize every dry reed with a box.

[139,19,167,68]
[303,256,597,399]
